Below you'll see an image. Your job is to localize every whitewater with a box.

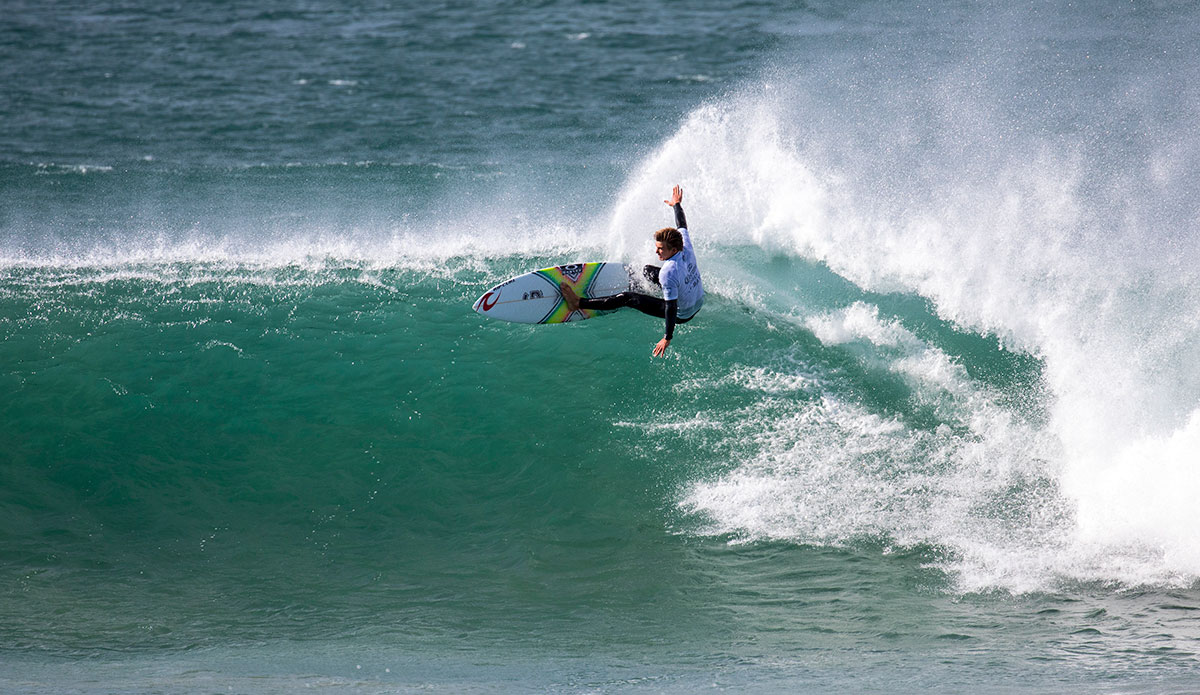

[3,1,1200,692]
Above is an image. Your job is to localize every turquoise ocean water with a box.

[4,1,1200,692]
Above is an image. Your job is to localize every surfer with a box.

[562,185,704,357]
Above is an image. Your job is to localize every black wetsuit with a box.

[577,203,697,340]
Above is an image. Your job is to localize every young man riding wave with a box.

[562,185,704,357]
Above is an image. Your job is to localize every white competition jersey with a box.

[659,226,704,319]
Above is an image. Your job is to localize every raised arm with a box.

[664,185,687,229]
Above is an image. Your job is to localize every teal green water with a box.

[5,1,1200,692]
[3,255,1198,691]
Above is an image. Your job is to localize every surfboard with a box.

[473,262,634,324]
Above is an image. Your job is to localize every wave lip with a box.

[604,11,1200,589]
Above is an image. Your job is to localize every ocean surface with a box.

[4,1,1200,692]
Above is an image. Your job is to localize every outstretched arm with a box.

[663,185,687,229]
[652,299,678,357]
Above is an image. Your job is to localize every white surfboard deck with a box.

[473,262,634,324]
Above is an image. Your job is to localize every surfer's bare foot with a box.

[559,282,580,311]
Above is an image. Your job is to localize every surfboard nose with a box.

[473,290,499,313]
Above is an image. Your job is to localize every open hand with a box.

[653,338,670,357]
[663,185,682,207]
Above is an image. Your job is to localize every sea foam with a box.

[617,32,1200,591]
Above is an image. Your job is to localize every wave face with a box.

[604,2,1200,591]
[3,0,1200,692]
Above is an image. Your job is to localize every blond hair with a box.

[654,227,683,253]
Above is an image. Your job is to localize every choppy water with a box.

[3,1,1200,692]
